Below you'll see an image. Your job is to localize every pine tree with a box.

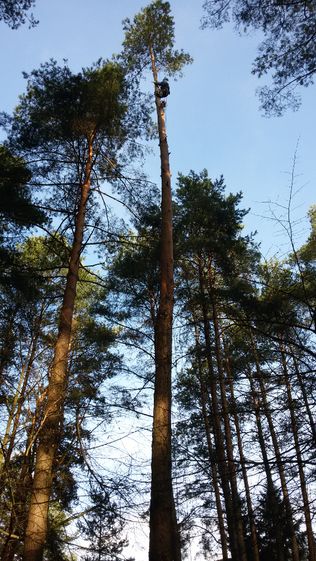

[121,4,191,560]
[5,58,146,561]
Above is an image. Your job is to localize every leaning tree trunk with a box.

[1,393,43,561]
[148,47,180,561]
[22,134,95,561]
[1,306,45,561]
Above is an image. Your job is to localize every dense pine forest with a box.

[0,1,315,560]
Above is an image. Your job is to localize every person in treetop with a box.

[154,77,170,98]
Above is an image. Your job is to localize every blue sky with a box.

[1,0,315,259]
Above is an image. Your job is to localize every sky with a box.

[1,3,315,558]
[1,0,315,260]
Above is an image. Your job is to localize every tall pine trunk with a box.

[193,322,229,561]
[209,290,248,561]
[280,345,316,561]
[246,366,286,561]
[22,135,94,561]
[251,334,300,561]
[197,257,238,561]
[149,48,180,561]
[224,353,260,561]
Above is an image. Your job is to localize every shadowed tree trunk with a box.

[224,352,260,561]
[193,321,229,561]
[209,289,248,561]
[197,256,238,561]
[251,334,300,561]
[246,366,285,561]
[280,344,316,561]
[292,355,316,446]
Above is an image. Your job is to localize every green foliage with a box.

[0,0,37,29]
[202,0,316,114]
[244,486,308,561]
[174,169,259,280]
[44,503,77,561]
[79,490,134,561]
[298,205,316,263]
[0,145,43,227]
[12,59,128,149]
[0,145,46,290]
[121,0,192,78]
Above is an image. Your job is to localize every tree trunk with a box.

[225,353,260,561]
[293,355,316,446]
[22,135,94,561]
[149,48,180,561]
[246,366,285,561]
[197,257,238,561]
[1,408,39,561]
[209,291,248,561]
[251,334,300,561]
[193,322,229,561]
[280,345,316,561]
[1,303,45,473]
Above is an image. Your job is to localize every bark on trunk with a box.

[251,334,300,561]
[149,48,180,561]
[280,345,316,561]
[225,354,260,561]
[197,257,238,561]
[193,322,229,561]
[22,135,94,561]
[246,367,285,561]
[209,293,247,561]
[293,355,316,446]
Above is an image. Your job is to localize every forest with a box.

[0,1,315,560]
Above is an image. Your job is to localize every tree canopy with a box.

[0,0,37,28]
[202,0,316,114]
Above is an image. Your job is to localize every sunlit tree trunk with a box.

[22,134,95,561]
[148,47,180,561]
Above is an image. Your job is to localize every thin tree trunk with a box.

[148,47,180,561]
[209,293,248,561]
[197,257,238,561]
[1,303,45,473]
[246,366,285,561]
[280,345,316,561]
[22,134,95,561]
[193,322,229,561]
[225,353,260,561]
[0,309,17,386]
[251,334,300,561]
[292,355,316,446]
[1,395,41,561]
